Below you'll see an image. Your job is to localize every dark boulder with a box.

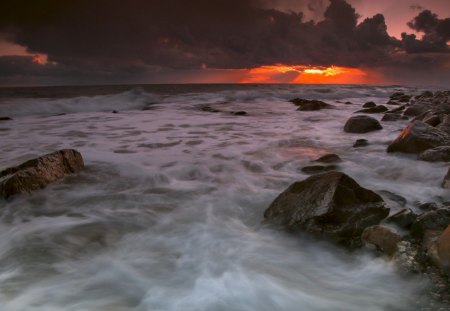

[264,172,389,246]
[0,117,12,121]
[344,115,382,133]
[362,101,376,108]
[422,114,441,127]
[387,209,417,229]
[290,98,333,111]
[387,121,450,154]
[353,139,369,147]
[411,209,450,243]
[300,165,338,175]
[356,105,388,114]
[418,146,450,162]
[0,149,85,199]
[415,91,433,100]
[313,153,341,163]
[404,104,429,117]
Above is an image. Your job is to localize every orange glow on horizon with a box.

[32,55,47,65]
[239,64,381,84]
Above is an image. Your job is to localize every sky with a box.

[0,0,449,86]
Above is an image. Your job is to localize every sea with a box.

[0,84,448,311]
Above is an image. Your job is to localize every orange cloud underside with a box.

[240,65,380,84]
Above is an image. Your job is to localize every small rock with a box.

[200,106,221,113]
[313,153,341,163]
[233,111,247,116]
[290,98,334,111]
[418,202,439,212]
[363,101,376,108]
[389,105,407,113]
[344,115,382,133]
[361,225,402,256]
[0,117,12,121]
[112,110,118,113]
[353,139,369,147]
[344,101,352,105]
[381,113,407,122]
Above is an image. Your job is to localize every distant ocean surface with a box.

[0,84,448,311]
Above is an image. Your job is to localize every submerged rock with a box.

[264,171,389,246]
[356,105,388,114]
[0,149,84,199]
[387,121,450,154]
[313,153,341,163]
[289,98,333,111]
[344,115,382,133]
[418,146,450,162]
[353,139,369,147]
[361,225,402,256]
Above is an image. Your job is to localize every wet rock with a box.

[362,101,376,108]
[313,153,341,163]
[264,171,389,247]
[411,209,450,247]
[404,104,429,117]
[429,225,450,271]
[387,121,450,154]
[300,165,338,175]
[394,241,421,274]
[386,100,401,106]
[388,105,407,113]
[361,225,402,256]
[442,168,450,189]
[423,114,441,127]
[353,139,369,147]
[290,98,333,111]
[344,115,382,133]
[415,91,434,100]
[387,209,417,229]
[0,117,12,121]
[418,202,439,212]
[233,111,247,116]
[344,101,352,105]
[356,105,389,114]
[418,146,450,162]
[0,149,85,199]
[378,190,407,208]
[381,113,407,122]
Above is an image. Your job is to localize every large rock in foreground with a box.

[0,149,84,199]
[387,121,450,154]
[344,115,382,133]
[264,172,389,246]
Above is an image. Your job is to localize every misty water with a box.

[0,84,448,311]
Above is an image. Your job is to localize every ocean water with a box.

[0,84,448,311]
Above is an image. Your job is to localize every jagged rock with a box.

[264,172,389,246]
[387,209,417,229]
[442,168,450,189]
[362,101,376,108]
[418,146,450,162]
[353,139,369,147]
[356,105,388,114]
[290,98,334,111]
[313,153,341,163]
[387,121,450,154]
[361,225,402,256]
[300,165,337,175]
[0,149,84,199]
[344,115,382,133]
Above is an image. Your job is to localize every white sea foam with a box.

[0,84,446,310]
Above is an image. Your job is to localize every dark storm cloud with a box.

[0,0,449,83]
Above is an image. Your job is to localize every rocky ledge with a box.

[0,149,85,199]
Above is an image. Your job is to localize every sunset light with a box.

[241,65,376,84]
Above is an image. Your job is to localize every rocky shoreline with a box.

[1,90,450,309]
